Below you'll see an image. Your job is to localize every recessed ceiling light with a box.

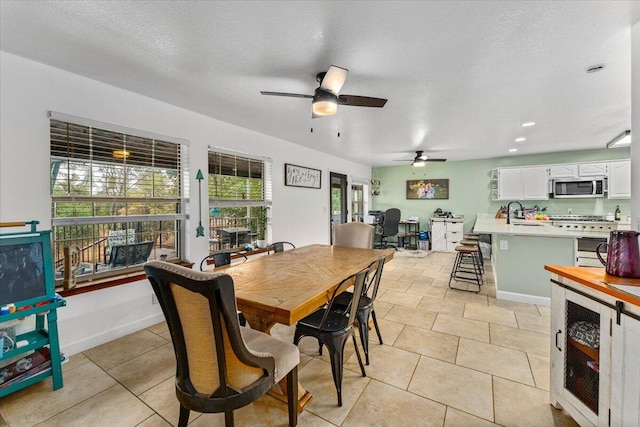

[509,148,518,153]
[514,137,526,142]
[586,64,606,73]
[521,122,536,127]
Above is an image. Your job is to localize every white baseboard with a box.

[60,313,165,356]
[496,290,550,306]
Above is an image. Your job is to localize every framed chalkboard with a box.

[0,230,55,306]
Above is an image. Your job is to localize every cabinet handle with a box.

[555,329,562,351]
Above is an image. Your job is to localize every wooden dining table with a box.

[218,244,394,412]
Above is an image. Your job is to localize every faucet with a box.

[506,201,523,225]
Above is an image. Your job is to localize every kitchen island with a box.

[473,214,610,304]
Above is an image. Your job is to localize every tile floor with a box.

[0,252,579,427]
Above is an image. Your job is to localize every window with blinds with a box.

[208,150,272,251]
[50,116,188,284]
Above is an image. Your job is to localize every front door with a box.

[329,172,348,243]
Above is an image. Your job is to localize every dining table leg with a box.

[242,312,313,413]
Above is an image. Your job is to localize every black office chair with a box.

[200,252,249,327]
[144,262,299,427]
[267,241,296,254]
[330,256,385,365]
[293,267,369,407]
[374,208,401,250]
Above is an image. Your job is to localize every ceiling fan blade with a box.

[338,95,387,108]
[260,91,313,99]
[319,65,348,95]
[425,158,447,162]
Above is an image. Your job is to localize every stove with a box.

[549,215,617,233]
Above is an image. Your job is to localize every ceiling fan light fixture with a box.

[312,89,338,116]
[412,159,426,167]
[113,149,130,159]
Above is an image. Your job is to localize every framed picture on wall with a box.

[285,163,322,189]
[406,179,449,200]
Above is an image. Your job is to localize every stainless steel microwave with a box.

[551,178,606,198]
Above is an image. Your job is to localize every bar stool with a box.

[459,239,484,274]
[448,245,483,293]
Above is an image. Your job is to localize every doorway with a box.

[329,172,348,243]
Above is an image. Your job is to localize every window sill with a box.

[57,261,194,297]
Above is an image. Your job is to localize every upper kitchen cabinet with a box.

[548,164,578,179]
[578,162,608,177]
[497,168,522,200]
[495,166,548,200]
[521,166,549,200]
[608,160,631,199]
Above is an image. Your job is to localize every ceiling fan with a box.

[394,150,447,167]
[260,65,387,118]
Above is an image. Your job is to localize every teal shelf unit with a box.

[0,220,67,398]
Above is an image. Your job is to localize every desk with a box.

[220,244,394,411]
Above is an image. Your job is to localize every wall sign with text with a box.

[285,163,322,189]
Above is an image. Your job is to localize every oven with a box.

[576,237,608,267]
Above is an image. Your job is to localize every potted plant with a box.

[256,207,268,248]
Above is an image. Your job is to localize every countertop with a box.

[473,213,610,238]
[545,265,640,308]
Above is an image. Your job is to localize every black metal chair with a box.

[330,257,385,365]
[199,251,248,272]
[144,261,299,427]
[293,267,369,407]
[200,252,249,326]
[374,208,401,250]
[266,241,296,254]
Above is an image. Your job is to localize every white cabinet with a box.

[608,160,631,199]
[430,220,446,251]
[610,311,640,426]
[429,219,463,252]
[549,164,578,179]
[495,166,548,200]
[578,162,608,177]
[550,285,611,427]
[550,277,640,427]
[497,168,522,200]
[446,221,464,251]
[521,166,549,200]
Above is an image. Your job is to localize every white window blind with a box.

[207,149,272,250]
[49,115,189,281]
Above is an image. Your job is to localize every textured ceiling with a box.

[1,1,639,166]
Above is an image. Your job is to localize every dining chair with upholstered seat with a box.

[293,267,369,407]
[144,261,299,427]
[267,241,296,254]
[199,252,249,327]
[332,222,375,249]
[330,256,385,365]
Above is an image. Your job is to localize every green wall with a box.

[493,235,575,298]
[372,147,631,232]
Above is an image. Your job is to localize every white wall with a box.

[0,52,371,355]
[632,20,640,231]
